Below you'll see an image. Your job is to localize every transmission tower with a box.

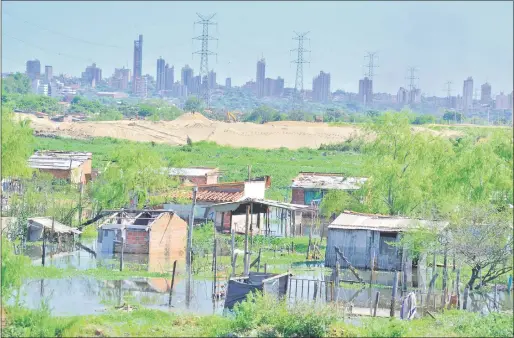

[291,31,310,110]
[405,67,419,105]
[364,51,379,79]
[193,13,217,107]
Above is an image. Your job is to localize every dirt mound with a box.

[266,121,328,127]
[174,112,211,122]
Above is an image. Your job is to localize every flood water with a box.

[13,238,514,318]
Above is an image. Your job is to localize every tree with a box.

[245,105,278,124]
[362,112,453,216]
[320,190,367,218]
[184,96,204,113]
[91,144,179,210]
[1,106,34,178]
[449,203,513,289]
[1,73,31,95]
[443,110,462,123]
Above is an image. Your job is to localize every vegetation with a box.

[183,96,204,113]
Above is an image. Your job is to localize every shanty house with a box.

[97,210,187,257]
[168,167,220,185]
[291,172,368,206]
[26,217,82,242]
[325,211,448,271]
[28,151,93,184]
[161,177,271,234]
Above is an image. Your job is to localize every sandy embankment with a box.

[18,113,462,149]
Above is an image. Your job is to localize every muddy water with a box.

[17,239,514,317]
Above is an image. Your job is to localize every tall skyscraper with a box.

[132,34,143,94]
[256,58,266,98]
[181,65,194,92]
[165,64,174,90]
[156,57,166,91]
[225,77,232,89]
[358,77,373,105]
[26,60,41,80]
[208,70,217,89]
[481,82,492,104]
[44,66,53,82]
[462,77,474,112]
[495,92,509,110]
[274,77,284,97]
[312,71,331,102]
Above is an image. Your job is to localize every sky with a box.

[2,1,513,95]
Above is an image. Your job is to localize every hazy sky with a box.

[2,1,513,95]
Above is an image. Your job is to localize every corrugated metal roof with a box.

[29,151,92,170]
[328,212,448,232]
[168,167,218,177]
[209,198,311,212]
[291,173,368,190]
[28,217,82,234]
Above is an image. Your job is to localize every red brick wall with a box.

[184,176,207,185]
[291,188,305,205]
[125,229,150,254]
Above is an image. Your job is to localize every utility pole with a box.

[443,81,456,123]
[406,67,419,105]
[291,31,310,111]
[186,186,198,297]
[193,13,217,108]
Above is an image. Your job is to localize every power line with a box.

[406,66,419,92]
[443,80,453,108]
[193,13,217,107]
[4,33,93,63]
[3,10,124,49]
[291,31,310,111]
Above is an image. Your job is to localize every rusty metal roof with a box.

[29,151,92,170]
[291,172,368,190]
[164,189,244,203]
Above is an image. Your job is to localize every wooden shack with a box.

[325,211,447,271]
[28,151,93,184]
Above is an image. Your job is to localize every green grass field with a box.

[34,137,365,200]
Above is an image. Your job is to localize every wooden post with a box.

[232,253,238,276]
[334,255,340,302]
[494,284,498,311]
[221,212,225,232]
[432,252,436,279]
[306,227,312,260]
[231,227,235,276]
[264,263,267,274]
[373,291,380,317]
[250,202,254,247]
[257,248,262,272]
[426,272,439,312]
[243,205,250,276]
[168,260,177,306]
[41,227,46,266]
[463,286,469,310]
[186,187,198,281]
[313,281,318,301]
[402,252,408,295]
[455,269,461,309]
[291,241,294,254]
[442,247,448,307]
[119,236,124,272]
[390,271,399,317]
[212,238,217,298]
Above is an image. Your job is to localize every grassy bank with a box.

[34,137,364,200]
[3,293,512,337]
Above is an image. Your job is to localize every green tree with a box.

[443,110,462,123]
[245,105,278,124]
[1,106,34,178]
[184,96,204,113]
[1,73,31,95]
[91,144,179,210]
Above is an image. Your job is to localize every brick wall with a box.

[125,229,150,254]
[291,188,305,205]
[184,176,207,185]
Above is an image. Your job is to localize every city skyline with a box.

[2,1,513,95]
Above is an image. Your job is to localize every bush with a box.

[230,292,336,337]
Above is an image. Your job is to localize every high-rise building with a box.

[181,65,194,92]
[26,60,41,80]
[256,58,266,98]
[462,77,474,111]
[358,77,373,105]
[44,66,53,82]
[312,71,331,102]
[397,87,408,105]
[481,82,492,104]
[132,34,143,94]
[495,92,509,110]
[165,64,174,90]
[113,67,131,91]
[274,77,284,97]
[509,91,513,110]
[208,70,217,90]
[225,77,231,89]
[191,75,201,95]
[156,57,166,92]
[408,88,421,104]
[81,63,102,87]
